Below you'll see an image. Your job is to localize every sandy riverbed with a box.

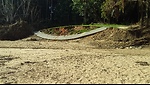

[0,40,150,84]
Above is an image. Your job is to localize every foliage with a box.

[52,0,78,25]
[138,0,150,28]
[0,0,149,27]
[72,0,104,24]
[101,0,125,23]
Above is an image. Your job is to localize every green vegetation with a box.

[0,0,149,29]
[87,23,126,28]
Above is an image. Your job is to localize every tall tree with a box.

[101,0,125,23]
[138,0,150,28]
[72,0,104,24]
[0,0,17,23]
[145,0,150,27]
[52,0,75,25]
[0,0,40,24]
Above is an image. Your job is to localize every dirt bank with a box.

[77,27,150,49]
[0,21,33,40]
[0,22,150,49]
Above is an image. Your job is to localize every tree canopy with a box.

[0,0,149,27]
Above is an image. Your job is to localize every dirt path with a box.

[0,40,150,84]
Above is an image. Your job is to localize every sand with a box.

[0,40,150,84]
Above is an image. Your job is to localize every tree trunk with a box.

[146,1,150,27]
[83,0,87,24]
[140,0,144,29]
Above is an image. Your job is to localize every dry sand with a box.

[0,40,150,84]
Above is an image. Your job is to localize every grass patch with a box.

[87,23,127,28]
